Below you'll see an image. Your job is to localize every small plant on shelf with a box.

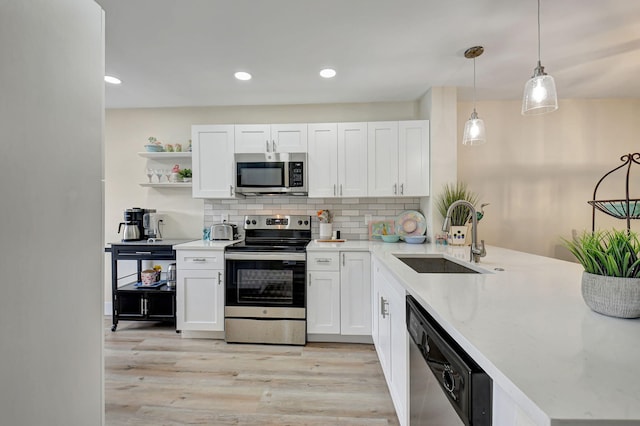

[178,168,192,182]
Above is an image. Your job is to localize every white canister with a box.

[319,223,332,239]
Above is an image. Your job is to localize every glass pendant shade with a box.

[522,62,558,115]
[462,110,486,145]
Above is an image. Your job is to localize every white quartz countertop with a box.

[309,240,640,425]
[172,239,240,250]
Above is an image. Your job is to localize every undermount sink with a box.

[395,256,481,274]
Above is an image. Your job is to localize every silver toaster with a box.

[210,223,238,241]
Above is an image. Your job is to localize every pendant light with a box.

[462,46,486,146]
[522,0,558,115]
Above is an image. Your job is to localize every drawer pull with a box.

[316,258,332,263]
[192,258,207,262]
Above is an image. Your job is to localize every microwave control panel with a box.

[288,161,304,187]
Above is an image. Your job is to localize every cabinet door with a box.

[338,122,368,197]
[398,120,429,196]
[176,268,224,331]
[234,124,270,153]
[307,270,341,334]
[146,291,175,319]
[307,123,338,198]
[116,292,145,317]
[388,275,408,426]
[192,125,235,198]
[367,121,399,196]
[271,123,307,153]
[340,252,371,336]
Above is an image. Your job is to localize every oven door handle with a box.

[225,252,306,261]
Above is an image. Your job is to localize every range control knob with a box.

[252,220,257,225]
[304,220,309,225]
[297,220,303,225]
[245,220,251,225]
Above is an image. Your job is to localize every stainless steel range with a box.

[224,215,311,345]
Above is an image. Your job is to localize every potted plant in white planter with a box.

[436,182,480,245]
[563,229,640,318]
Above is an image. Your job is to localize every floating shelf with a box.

[138,152,192,159]
[140,183,192,188]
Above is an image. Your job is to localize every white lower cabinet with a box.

[307,251,371,338]
[372,256,408,426]
[176,249,225,332]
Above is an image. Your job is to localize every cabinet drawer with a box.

[307,252,340,271]
[177,250,224,269]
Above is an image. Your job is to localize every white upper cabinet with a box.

[191,125,235,198]
[368,121,399,197]
[398,120,430,196]
[308,123,338,197]
[338,123,368,197]
[368,120,429,197]
[235,124,307,154]
[308,122,367,198]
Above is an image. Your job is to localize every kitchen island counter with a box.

[307,240,640,425]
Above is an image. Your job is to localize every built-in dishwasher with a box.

[406,295,492,425]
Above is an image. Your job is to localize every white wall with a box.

[0,1,104,424]
[458,98,638,259]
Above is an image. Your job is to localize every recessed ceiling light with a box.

[104,75,121,85]
[319,68,336,79]
[234,71,252,81]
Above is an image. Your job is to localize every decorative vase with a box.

[581,272,640,318]
[449,225,469,246]
[319,223,332,240]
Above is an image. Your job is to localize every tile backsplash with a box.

[204,197,422,241]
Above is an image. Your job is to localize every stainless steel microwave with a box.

[234,153,307,196]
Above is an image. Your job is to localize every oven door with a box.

[225,252,306,308]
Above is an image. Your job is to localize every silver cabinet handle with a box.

[393,183,397,195]
[340,184,343,196]
[218,271,222,285]
[134,251,152,255]
[308,273,311,286]
[192,258,207,262]
[141,298,145,315]
[342,253,345,266]
[230,185,234,196]
[400,183,404,195]
[265,140,270,152]
[380,297,389,318]
[272,140,276,152]
[316,258,331,263]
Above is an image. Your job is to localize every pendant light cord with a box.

[537,0,541,63]
[473,57,477,113]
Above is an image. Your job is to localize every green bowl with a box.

[381,235,400,243]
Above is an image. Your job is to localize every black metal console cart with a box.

[106,239,189,331]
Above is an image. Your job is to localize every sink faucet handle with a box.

[478,239,486,257]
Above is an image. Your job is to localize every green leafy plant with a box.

[436,182,480,226]
[562,230,640,278]
[178,168,192,179]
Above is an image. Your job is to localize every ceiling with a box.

[97,0,640,109]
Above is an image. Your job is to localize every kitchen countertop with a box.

[172,239,241,250]
[308,240,640,425]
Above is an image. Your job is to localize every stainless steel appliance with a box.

[143,211,162,239]
[167,263,177,288]
[210,223,239,241]
[407,295,492,425]
[234,153,307,195]
[224,215,311,345]
[119,207,157,241]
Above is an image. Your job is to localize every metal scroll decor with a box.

[588,152,640,232]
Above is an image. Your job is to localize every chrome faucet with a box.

[442,200,486,263]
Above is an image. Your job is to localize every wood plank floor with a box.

[105,319,400,425]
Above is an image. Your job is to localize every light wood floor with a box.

[105,319,400,425]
